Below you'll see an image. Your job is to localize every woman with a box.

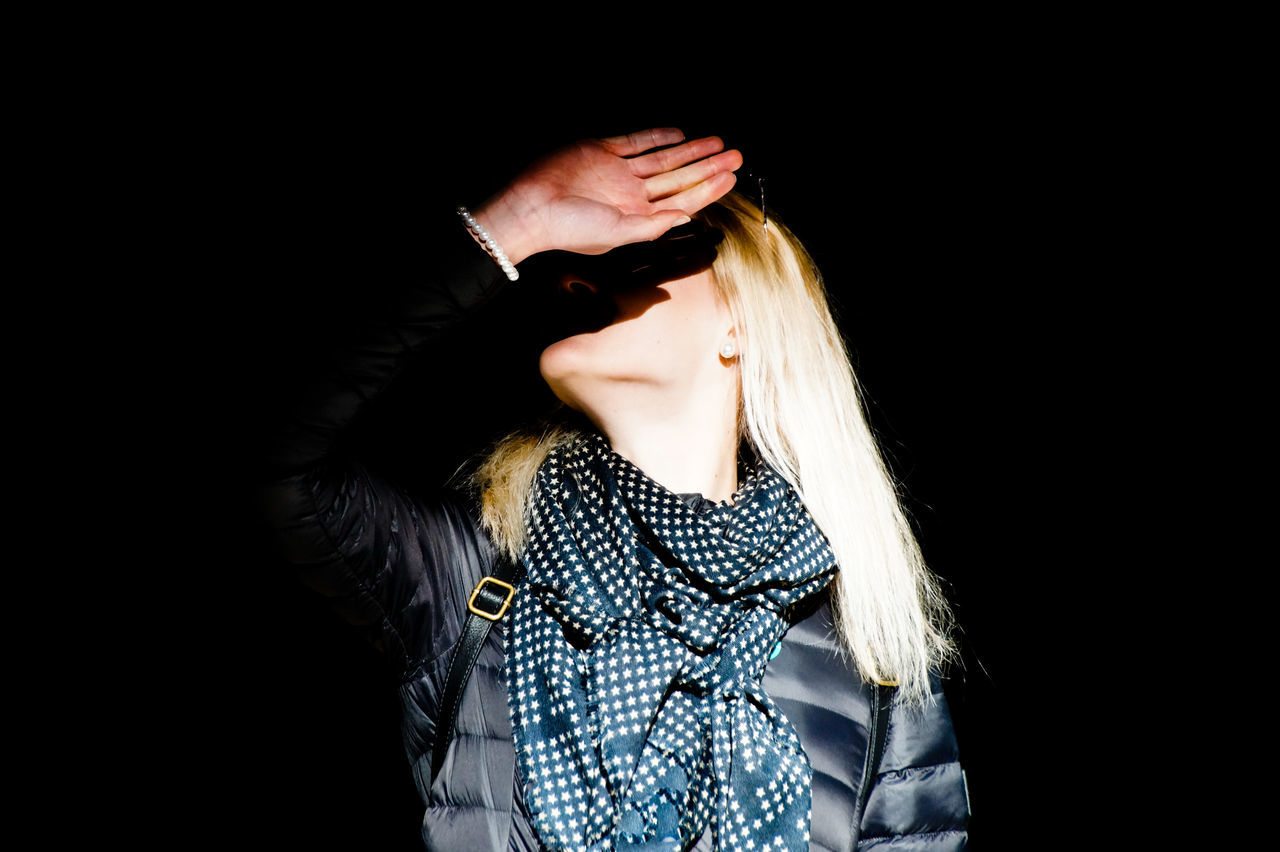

[260,127,969,850]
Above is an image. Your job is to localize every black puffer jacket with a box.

[259,216,970,850]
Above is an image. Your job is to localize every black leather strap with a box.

[430,561,521,782]
[852,682,896,846]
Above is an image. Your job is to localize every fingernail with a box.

[673,216,691,227]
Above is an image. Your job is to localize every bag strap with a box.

[430,561,520,783]
[852,681,896,844]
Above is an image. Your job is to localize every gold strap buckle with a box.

[467,576,516,621]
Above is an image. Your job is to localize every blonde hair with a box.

[470,192,956,705]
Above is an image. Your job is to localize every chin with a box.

[538,335,581,380]
[539,336,644,417]
[538,340,585,408]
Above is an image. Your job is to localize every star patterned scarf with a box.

[506,432,837,851]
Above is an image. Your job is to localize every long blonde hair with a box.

[470,192,956,705]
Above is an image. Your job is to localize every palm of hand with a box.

[507,130,740,257]
[514,140,664,255]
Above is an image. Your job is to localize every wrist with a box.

[458,207,520,281]
[470,189,542,266]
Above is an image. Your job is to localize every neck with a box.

[583,382,740,503]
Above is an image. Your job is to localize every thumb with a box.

[621,209,694,244]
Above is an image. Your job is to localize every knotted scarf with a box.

[506,432,837,851]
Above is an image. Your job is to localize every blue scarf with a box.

[506,433,836,850]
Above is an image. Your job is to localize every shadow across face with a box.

[518,219,725,351]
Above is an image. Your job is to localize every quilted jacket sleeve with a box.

[256,211,509,679]
[858,675,970,850]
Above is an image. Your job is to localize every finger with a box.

[628,135,728,179]
[598,127,685,157]
[652,170,739,217]
[643,148,743,201]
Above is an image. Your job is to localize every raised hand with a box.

[471,128,742,264]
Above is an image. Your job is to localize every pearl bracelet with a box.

[457,206,519,281]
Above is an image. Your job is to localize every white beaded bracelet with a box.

[457,206,519,281]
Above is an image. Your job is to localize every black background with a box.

[163,61,1145,849]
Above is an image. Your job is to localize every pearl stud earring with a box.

[720,341,737,359]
